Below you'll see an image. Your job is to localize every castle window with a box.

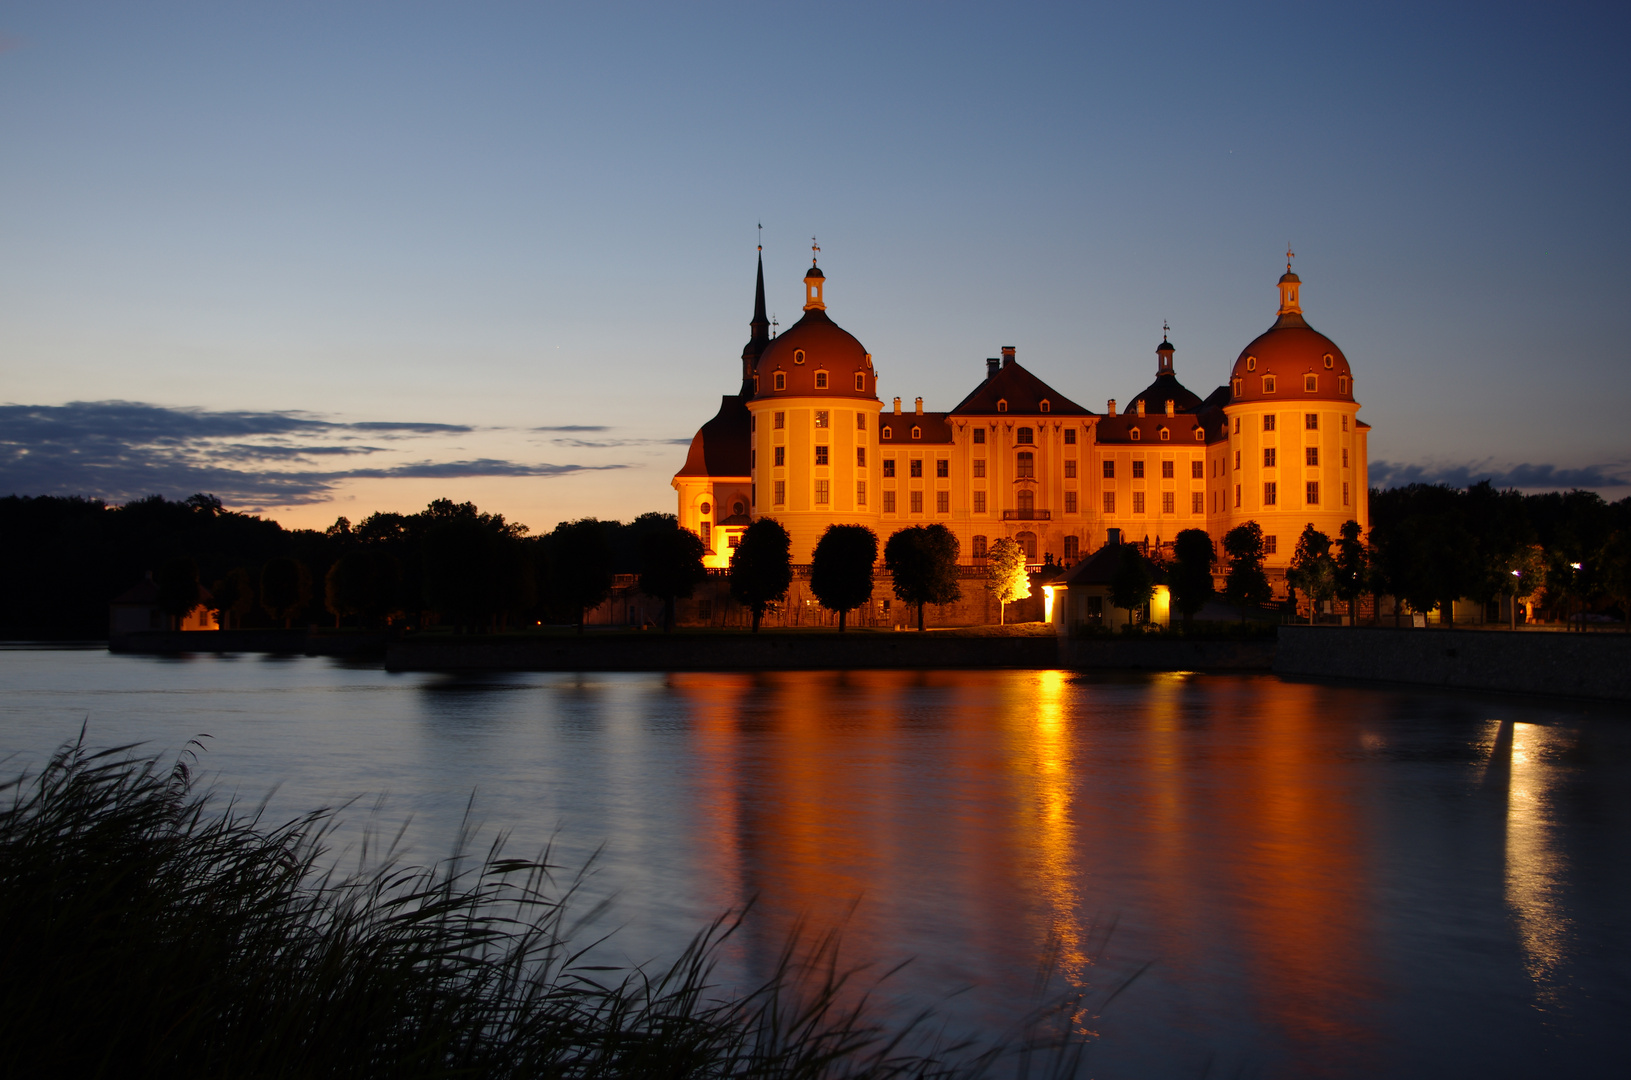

[1192,491,1204,513]
[814,371,828,389]
[733,500,745,515]
[1016,451,1035,478]
[857,481,866,506]
[774,372,786,391]
[1235,484,1241,508]
[1264,481,1278,505]
[1017,490,1035,513]
[700,501,712,515]
[1263,376,1276,393]
[1065,491,1078,513]
[910,490,923,514]
[1265,535,1278,554]
[815,445,829,466]
[1343,481,1350,506]
[911,426,922,440]
[1103,460,1115,479]
[1103,492,1116,513]
[1234,450,1240,470]
[936,458,949,478]
[1246,356,1257,371]
[750,415,756,433]
[973,534,988,559]
[855,372,865,391]
[973,491,986,513]
[883,491,896,513]
[1232,378,1243,396]
[1195,428,1204,441]
[1064,428,1076,444]
[701,522,712,547]
[751,448,756,468]
[1305,413,1319,430]
[1162,492,1174,514]
[1162,460,1174,478]
[751,484,756,507]
[882,426,892,439]
[1323,354,1334,369]
[1133,492,1145,514]
[910,459,923,478]
[883,458,896,477]
[997,400,1008,413]
[857,447,866,467]
[1158,427,1170,441]
[1192,460,1204,479]
[973,459,986,477]
[973,428,986,444]
[1306,446,1319,467]
[815,410,829,428]
[1264,414,1276,431]
[774,411,785,429]
[1016,426,1033,444]
[1065,460,1077,478]
[774,481,786,506]
[815,480,829,504]
[1339,376,1350,394]
[1264,448,1276,468]
[936,491,950,514]
[857,412,866,430]
[1130,428,1141,441]
[1040,400,1051,413]
[793,350,806,364]
[774,446,785,467]
[1234,417,1241,434]
[1342,414,1349,431]
[1133,460,1145,479]
[1306,481,1320,505]
[1305,374,1318,392]
[1342,448,1348,468]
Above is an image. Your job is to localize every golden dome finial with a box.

[1286,243,1295,272]
[811,236,820,266]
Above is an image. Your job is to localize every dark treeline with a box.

[0,494,708,638]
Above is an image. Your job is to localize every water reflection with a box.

[1492,720,1572,1002]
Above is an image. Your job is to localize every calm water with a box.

[2,648,1627,1078]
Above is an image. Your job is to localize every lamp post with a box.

[1570,563,1583,632]
[1510,569,1520,630]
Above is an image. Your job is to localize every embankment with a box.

[1275,625,1631,702]
[109,630,389,658]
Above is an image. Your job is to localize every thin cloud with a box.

[532,425,610,433]
[548,436,692,448]
[0,401,625,507]
[1370,459,1631,492]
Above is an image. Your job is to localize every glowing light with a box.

[1042,584,1056,623]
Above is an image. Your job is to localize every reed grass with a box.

[0,737,1097,1080]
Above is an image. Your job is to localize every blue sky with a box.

[2,1,1627,531]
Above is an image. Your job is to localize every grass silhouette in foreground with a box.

[0,737,1117,1079]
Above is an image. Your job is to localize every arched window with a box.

[1194,427,1205,441]
[997,400,1008,413]
[1016,451,1035,478]
[911,426,922,440]
[1040,400,1051,413]
[972,534,988,559]
[1016,426,1034,444]
[1130,428,1141,441]
[1158,427,1170,441]
[882,426,892,440]
[1016,530,1037,560]
[793,350,806,364]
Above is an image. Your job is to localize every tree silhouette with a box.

[546,519,615,634]
[884,524,961,631]
[1333,520,1368,626]
[1170,528,1216,631]
[1109,543,1154,630]
[729,518,792,633]
[636,516,707,632]
[211,568,256,630]
[1223,522,1272,623]
[325,548,401,629]
[260,557,312,629]
[1288,524,1334,624]
[809,524,878,632]
[154,557,202,630]
[983,536,1029,626]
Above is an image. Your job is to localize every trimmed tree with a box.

[1223,521,1272,623]
[983,537,1030,626]
[729,517,793,632]
[1170,528,1216,632]
[637,516,708,633]
[1109,544,1155,630]
[809,524,878,632]
[884,523,962,632]
[1288,524,1334,624]
[1333,520,1368,626]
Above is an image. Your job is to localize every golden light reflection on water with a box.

[1492,720,1571,1002]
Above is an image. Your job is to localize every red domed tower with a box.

[1220,254,1369,564]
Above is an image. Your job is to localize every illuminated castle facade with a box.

[674,249,1369,589]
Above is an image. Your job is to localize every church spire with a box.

[741,242,772,395]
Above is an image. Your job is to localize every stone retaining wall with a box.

[1275,626,1631,702]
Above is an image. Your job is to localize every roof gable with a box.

[949,361,1093,417]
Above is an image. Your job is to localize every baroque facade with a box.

[674,249,1369,597]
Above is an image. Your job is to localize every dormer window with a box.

[1246,356,1257,372]
[1339,375,1350,394]
[854,372,865,391]
[1039,400,1051,413]
[1323,354,1334,369]
[1263,375,1276,393]
[1305,374,1318,392]
[911,426,922,440]
[1194,427,1205,441]
[1158,427,1170,441]
[997,399,1008,413]
[1130,427,1142,441]
[882,426,892,440]
[814,370,828,389]
[1232,378,1243,396]
[1016,426,1034,444]
[773,371,786,391]
[793,350,806,364]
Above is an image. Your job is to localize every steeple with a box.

[1278,245,1302,316]
[803,237,826,311]
[1156,321,1175,375]
[740,246,771,395]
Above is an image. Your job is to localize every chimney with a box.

[1106,527,1122,548]
[914,397,923,415]
[1136,399,1146,417]
[892,397,901,415]
[1165,399,1175,416]
[1001,346,1016,368]
[986,357,1000,379]
[1106,399,1116,416]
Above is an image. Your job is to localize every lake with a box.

[2,647,1627,1078]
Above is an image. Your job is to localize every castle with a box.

[674,245,1369,608]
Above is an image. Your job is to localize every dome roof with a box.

[753,308,876,400]
[1230,311,1355,405]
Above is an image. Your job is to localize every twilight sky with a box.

[2,1,1627,532]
